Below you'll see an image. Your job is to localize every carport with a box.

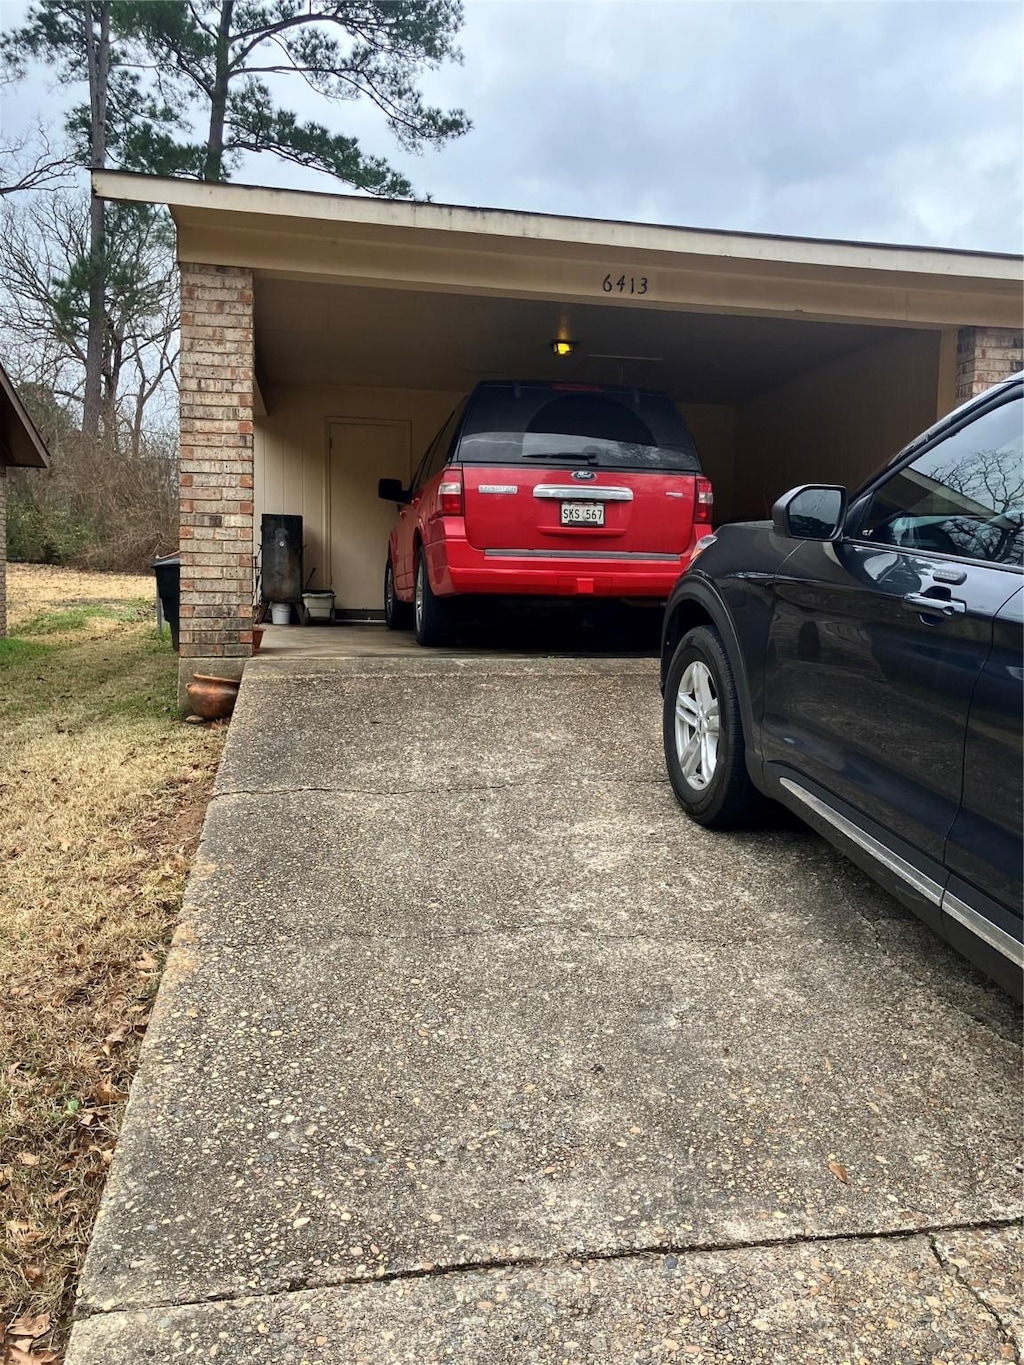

[91,171,1023,698]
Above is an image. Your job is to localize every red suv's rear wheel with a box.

[384,554,412,631]
[414,553,456,647]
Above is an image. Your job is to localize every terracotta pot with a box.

[252,627,264,654]
[186,673,240,720]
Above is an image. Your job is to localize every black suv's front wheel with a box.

[663,625,758,828]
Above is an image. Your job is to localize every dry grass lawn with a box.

[1,566,226,1362]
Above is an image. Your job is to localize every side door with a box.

[762,390,1023,900]
[943,585,1024,982]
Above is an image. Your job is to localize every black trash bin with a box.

[153,552,181,652]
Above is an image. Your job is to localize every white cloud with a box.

[1,0,1020,250]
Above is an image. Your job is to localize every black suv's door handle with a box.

[904,590,966,618]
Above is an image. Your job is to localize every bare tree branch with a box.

[0,124,76,197]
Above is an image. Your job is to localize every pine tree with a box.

[1,0,470,438]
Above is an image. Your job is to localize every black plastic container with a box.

[261,514,303,604]
[152,552,181,652]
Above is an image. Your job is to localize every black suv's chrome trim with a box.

[943,892,1023,967]
[779,778,944,906]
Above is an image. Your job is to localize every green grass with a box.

[0,611,178,730]
[17,600,151,637]
[0,636,51,666]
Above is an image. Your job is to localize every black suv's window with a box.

[456,384,701,472]
[856,394,1023,567]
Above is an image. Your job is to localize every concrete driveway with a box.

[69,654,1022,1362]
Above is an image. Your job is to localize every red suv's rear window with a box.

[457,383,702,473]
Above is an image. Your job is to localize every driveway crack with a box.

[928,1233,1022,1362]
[75,1215,1023,1323]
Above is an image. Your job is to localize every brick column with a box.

[0,463,7,638]
[955,327,1023,403]
[178,263,255,709]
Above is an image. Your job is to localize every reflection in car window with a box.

[457,385,702,472]
[413,402,465,490]
[857,395,1023,566]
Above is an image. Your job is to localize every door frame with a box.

[324,415,412,613]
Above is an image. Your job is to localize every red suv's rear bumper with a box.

[426,523,693,599]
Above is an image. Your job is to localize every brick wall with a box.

[955,326,1023,403]
[178,263,255,698]
[0,463,7,638]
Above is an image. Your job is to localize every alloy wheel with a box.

[674,660,720,790]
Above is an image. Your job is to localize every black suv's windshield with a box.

[457,384,702,472]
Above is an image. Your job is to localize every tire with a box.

[663,625,758,828]
[414,551,455,647]
[384,554,412,630]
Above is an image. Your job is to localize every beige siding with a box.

[732,330,942,521]
[255,385,462,601]
[680,403,737,523]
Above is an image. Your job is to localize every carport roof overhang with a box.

[94,171,1023,332]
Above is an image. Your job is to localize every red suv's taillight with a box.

[439,472,464,517]
[695,476,713,524]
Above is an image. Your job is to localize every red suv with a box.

[379,381,713,645]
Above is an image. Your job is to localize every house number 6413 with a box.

[602,274,649,295]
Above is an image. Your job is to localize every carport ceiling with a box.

[254,277,907,405]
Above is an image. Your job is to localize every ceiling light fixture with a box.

[550,339,577,358]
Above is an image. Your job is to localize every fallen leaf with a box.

[103,1021,133,1049]
[45,1186,74,1207]
[93,1076,124,1105]
[827,1159,850,1185]
[8,1310,51,1338]
[6,1220,44,1246]
[15,1152,40,1167]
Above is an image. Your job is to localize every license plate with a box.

[560,501,604,526]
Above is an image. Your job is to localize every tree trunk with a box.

[82,0,110,442]
[203,0,235,181]
[101,320,123,451]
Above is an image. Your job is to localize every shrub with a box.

[7,427,178,574]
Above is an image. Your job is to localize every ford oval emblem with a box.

[572,469,597,481]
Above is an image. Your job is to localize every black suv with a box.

[660,373,1023,997]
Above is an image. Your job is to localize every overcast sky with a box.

[2,0,1022,252]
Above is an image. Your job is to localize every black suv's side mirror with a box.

[773,485,847,541]
[378,477,409,504]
